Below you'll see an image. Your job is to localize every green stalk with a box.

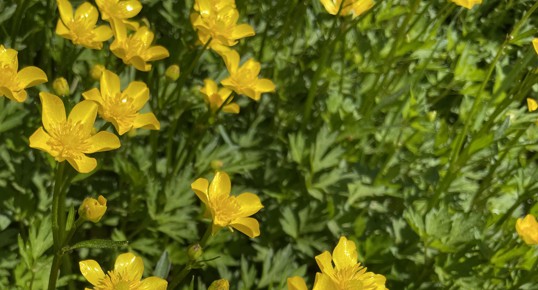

[48,162,66,290]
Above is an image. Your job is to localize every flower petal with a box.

[67,100,98,134]
[39,92,66,132]
[29,127,53,154]
[123,81,149,111]
[236,193,263,216]
[57,0,73,24]
[332,236,358,270]
[101,69,121,97]
[231,24,255,39]
[533,38,538,55]
[17,66,48,89]
[55,20,71,38]
[242,59,261,76]
[130,56,151,71]
[230,217,260,238]
[114,253,144,282]
[256,79,275,93]
[201,79,218,96]
[314,251,335,276]
[222,103,239,114]
[93,25,113,42]
[312,273,335,290]
[82,88,103,104]
[287,276,308,290]
[84,131,121,153]
[133,113,160,131]
[75,2,98,26]
[79,259,105,286]
[191,178,209,204]
[118,0,142,18]
[0,45,18,68]
[145,46,169,61]
[67,154,97,173]
[138,276,168,290]
[222,50,240,74]
[209,171,231,200]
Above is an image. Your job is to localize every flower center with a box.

[209,195,241,226]
[67,18,96,45]
[46,120,92,161]
[332,265,377,290]
[101,92,137,128]
[97,271,140,290]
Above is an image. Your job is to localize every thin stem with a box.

[48,162,66,290]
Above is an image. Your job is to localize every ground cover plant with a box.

[1,0,538,289]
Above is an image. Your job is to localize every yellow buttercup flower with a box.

[80,252,168,290]
[95,0,142,30]
[110,21,169,71]
[55,0,113,50]
[78,195,107,223]
[527,98,538,112]
[29,92,121,173]
[320,0,374,18]
[190,0,255,51]
[201,79,239,114]
[191,171,263,238]
[516,214,538,245]
[0,45,48,102]
[533,38,538,55]
[288,276,308,290]
[208,279,229,290]
[193,0,235,13]
[450,0,482,9]
[313,237,388,290]
[220,50,275,101]
[82,69,160,135]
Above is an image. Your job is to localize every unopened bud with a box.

[53,77,69,96]
[210,160,223,170]
[165,64,180,81]
[90,64,105,81]
[78,195,107,223]
[187,243,203,260]
[208,279,229,290]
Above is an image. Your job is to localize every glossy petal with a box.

[84,131,121,153]
[312,273,335,290]
[29,127,53,153]
[124,81,149,110]
[93,25,113,42]
[230,217,260,238]
[114,252,144,282]
[75,2,99,25]
[133,113,160,131]
[243,59,261,76]
[79,260,105,286]
[332,236,358,270]
[202,79,218,96]
[17,66,48,88]
[527,98,538,112]
[287,276,308,290]
[209,171,231,199]
[82,88,103,104]
[39,92,66,132]
[139,276,168,290]
[236,192,263,216]
[222,50,240,73]
[101,69,121,97]
[134,27,154,46]
[57,0,73,24]
[145,46,170,61]
[67,155,98,173]
[55,20,71,38]
[130,56,151,71]
[192,178,210,204]
[533,38,538,55]
[222,103,239,114]
[67,100,98,134]
[256,79,276,93]
[111,19,127,40]
[315,251,335,276]
[231,24,255,39]
[118,0,143,18]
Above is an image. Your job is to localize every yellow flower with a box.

[208,279,229,290]
[320,0,374,18]
[288,276,308,290]
[190,1,255,51]
[55,0,113,50]
[0,45,48,102]
[201,79,239,114]
[527,98,538,112]
[80,252,168,290]
[53,77,70,96]
[110,21,169,71]
[220,50,275,101]
[91,64,105,80]
[78,195,107,223]
[533,38,538,55]
[191,171,263,238]
[516,214,538,245]
[82,69,160,135]
[29,92,121,173]
[165,64,181,81]
[95,0,142,30]
[450,0,482,9]
[313,237,388,290]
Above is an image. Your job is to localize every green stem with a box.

[48,162,66,290]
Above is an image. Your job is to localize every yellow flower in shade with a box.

[516,214,538,245]
[320,0,374,18]
[80,252,168,290]
[91,64,105,80]
[78,195,107,223]
[527,98,538,112]
[288,276,308,290]
[450,0,482,9]
[191,171,263,238]
[165,64,180,81]
[53,77,70,96]
[82,69,160,135]
[0,46,48,102]
[110,21,169,71]
[313,237,388,290]
[533,38,538,55]
[201,79,239,114]
[55,0,113,50]
[95,0,142,30]
[190,1,255,51]
[29,92,121,173]
[220,50,275,101]
[208,279,229,290]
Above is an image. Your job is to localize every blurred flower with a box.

[95,0,142,30]
[450,0,482,9]
[55,0,113,49]
[187,243,203,260]
[288,276,308,290]
[527,98,538,112]
[165,64,181,81]
[53,77,70,96]
[533,38,538,55]
[201,79,239,114]
[190,1,255,51]
[191,171,263,238]
[78,195,107,223]
[516,214,538,245]
[0,45,48,102]
[82,69,160,135]
[110,21,169,71]
[90,64,105,80]
[29,92,120,173]
[313,236,387,290]
[320,0,374,18]
[80,252,167,290]
[208,279,229,290]
[220,50,275,101]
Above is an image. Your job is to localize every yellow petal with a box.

[130,56,151,71]
[287,276,308,290]
[57,0,73,24]
[191,178,210,204]
[124,81,149,111]
[230,217,260,238]
[123,19,141,31]
[312,273,334,290]
[202,79,218,96]
[134,26,154,46]
[67,154,97,173]
[84,131,121,153]
[101,69,121,97]
[332,236,358,270]
[0,45,18,68]
[231,24,255,39]
[4,88,27,102]
[114,253,144,282]
[82,88,103,104]
[17,66,48,88]
[139,276,168,290]
[533,38,538,55]
[256,79,275,93]
[67,100,98,134]
[145,46,170,61]
[222,103,240,114]
[133,113,160,131]
[118,0,143,18]
[209,171,231,200]
[242,59,261,76]
[236,192,263,216]
[222,50,240,74]
[29,127,53,154]
[79,259,105,286]
[75,2,99,25]
[527,98,538,112]
[314,251,334,276]
[39,92,66,132]
[111,19,127,40]
[219,87,233,100]
[93,25,113,42]
[55,20,71,38]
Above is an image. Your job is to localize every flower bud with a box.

[208,279,229,290]
[90,64,105,81]
[52,77,69,96]
[516,214,538,245]
[165,64,180,81]
[187,243,203,260]
[78,195,107,223]
[210,160,223,170]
